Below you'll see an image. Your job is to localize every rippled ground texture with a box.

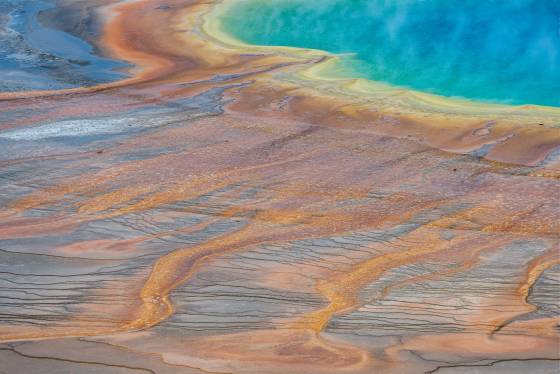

[0,1,559,373]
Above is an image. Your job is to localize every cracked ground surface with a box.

[0,1,559,373]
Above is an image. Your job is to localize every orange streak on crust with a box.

[295,232,450,333]
[490,248,560,335]
[519,251,560,304]
[122,228,253,330]
[0,4,558,371]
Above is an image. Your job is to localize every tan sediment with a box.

[0,0,558,371]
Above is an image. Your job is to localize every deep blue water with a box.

[0,0,128,91]
[219,0,560,107]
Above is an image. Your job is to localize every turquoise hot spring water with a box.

[218,0,560,107]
